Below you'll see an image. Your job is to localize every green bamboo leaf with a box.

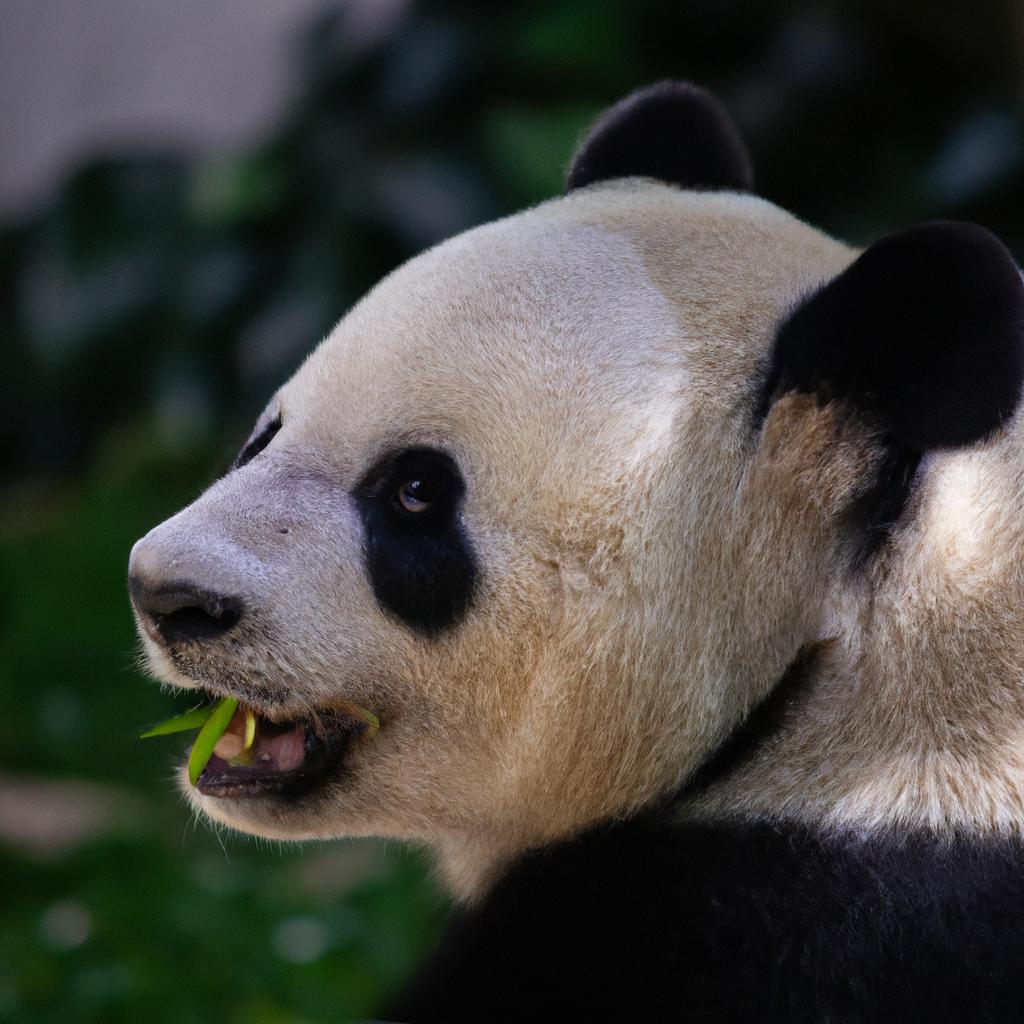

[338,699,380,735]
[188,697,239,785]
[140,705,214,738]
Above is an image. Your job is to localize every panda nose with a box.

[128,573,244,644]
[128,574,244,645]
[129,540,244,643]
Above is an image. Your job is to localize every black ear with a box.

[761,222,1024,451]
[565,81,753,194]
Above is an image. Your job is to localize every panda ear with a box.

[565,81,754,194]
[761,222,1024,450]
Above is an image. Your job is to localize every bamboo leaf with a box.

[188,697,239,785]
[338,699,380,735]
[140,706,214,738]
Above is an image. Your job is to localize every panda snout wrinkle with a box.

[129,573,244,645]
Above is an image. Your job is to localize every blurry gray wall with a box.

[0,0,406,222]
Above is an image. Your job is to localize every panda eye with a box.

[355,447,476,634]
[395,477,436,515]
[383,454,454,520]
[235,414,281,469]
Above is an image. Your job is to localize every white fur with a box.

[130,180,1024,902]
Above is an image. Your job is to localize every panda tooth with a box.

[241,707,257,752]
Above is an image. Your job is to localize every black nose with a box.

[129,577,243,644]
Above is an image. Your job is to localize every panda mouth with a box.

[195,704,366,799]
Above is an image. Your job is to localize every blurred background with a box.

[2,0,1024,1020]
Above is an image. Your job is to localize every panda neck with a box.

[679,620,1024,836]
[434,831,529,905]
[435,596,1024,903]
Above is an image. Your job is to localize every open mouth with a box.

[195,703,371,799]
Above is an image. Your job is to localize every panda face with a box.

[129,183,863,886]
[130,83,1024,895]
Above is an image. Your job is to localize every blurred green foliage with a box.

[2,0,1024,1020]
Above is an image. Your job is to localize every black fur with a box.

[387,816,1024,1023]
[234,414,281,469]
[760,222,1024,451]
[565,81,754,194]
[354,448,476,635]
[843,445,923,566]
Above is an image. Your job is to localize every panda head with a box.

[129,82,1024,896]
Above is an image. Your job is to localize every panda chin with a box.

[194,706,365,800]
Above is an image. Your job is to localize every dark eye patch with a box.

[234,414,282,470]
[355,448,477,635]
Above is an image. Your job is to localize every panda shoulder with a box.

[388,816,1024,1021]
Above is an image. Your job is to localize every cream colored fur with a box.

[684,434,1024,835]
[131,180,1024,902]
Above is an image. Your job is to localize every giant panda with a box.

[128,81,1024,1022]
